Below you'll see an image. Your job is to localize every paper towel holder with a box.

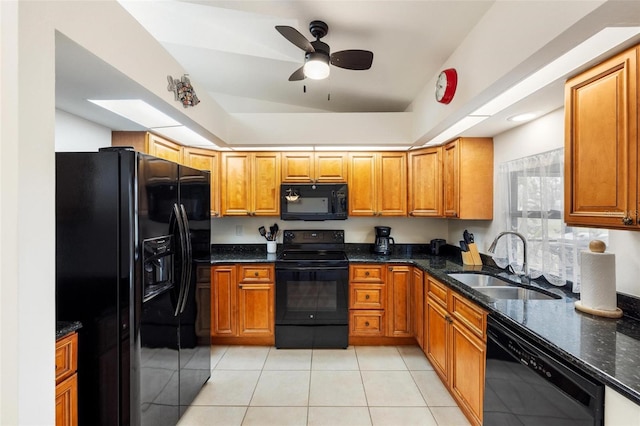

[574,240,623,318]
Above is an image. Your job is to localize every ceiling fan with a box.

[276,20,374,81]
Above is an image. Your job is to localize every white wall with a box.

[449,108,640,298]
[55,109,111,151]
[212,216,448,245]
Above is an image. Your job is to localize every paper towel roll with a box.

[580,250,617,311]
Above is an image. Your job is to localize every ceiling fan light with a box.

[304,53,330,80]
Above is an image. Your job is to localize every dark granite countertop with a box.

[208,243,640,405]
[56,321,82,340]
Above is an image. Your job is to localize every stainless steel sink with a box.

[447,272,515,288]
[446,272,561,300]
[472,286,560,300]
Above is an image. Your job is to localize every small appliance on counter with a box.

[373,226,395,255]
[430,238,446,255]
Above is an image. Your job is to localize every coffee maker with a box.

[373,226,395,255]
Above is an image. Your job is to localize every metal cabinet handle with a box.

[254,271,259,277]
[365,321,370,327]
[364,271,370,276]
[365,294,370,300]
[623,216,634,225]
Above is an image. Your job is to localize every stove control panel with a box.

[282,229,344,245]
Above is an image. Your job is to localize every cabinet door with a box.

[147,133,183,163]
[387,265,412,337]
[412,267,424,349]
[221,153,252,216]
[450,320,485,426]
[315,152,348,182]
[443,140,460,218]
[282,152,314,182]
[378,152,407,216]
[252,152,280,216]
[211,266,237,336]
[348,153,377,216]
[425,300,449,382]
[238,283,274,336]
[183,147,220,217]
[56,374,78,426]
[565,47,638,228]
[409,147,442,217]
[442,138,493,219]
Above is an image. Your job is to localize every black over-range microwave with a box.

[280,183,348,220]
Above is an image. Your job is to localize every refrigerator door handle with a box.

[173,203,188,317]
[178,204,193,313]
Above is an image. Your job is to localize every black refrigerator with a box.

[56,148,211,426]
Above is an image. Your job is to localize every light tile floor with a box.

[178,345,471,426]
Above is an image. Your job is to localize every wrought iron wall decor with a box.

[167,74,200,107]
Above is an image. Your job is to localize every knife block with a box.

[462,243,483,266]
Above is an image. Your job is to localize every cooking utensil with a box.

[258,226,267,240]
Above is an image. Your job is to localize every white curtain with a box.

[494,148,608,292]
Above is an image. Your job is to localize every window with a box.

[495,148,607,292]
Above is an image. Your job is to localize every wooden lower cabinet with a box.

[424,275,486,426]
[195,265,211,339]
[412,267,424,349]
[349,264,416,345]
[211,264,274,344]
[387,265,412,338]
[55,332,78,426]
[349,264,387,339]
[450,320,486,425]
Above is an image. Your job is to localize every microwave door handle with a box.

[173,203,188,317]
[178,204,192,314]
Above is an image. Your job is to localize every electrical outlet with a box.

[235,225,243,236]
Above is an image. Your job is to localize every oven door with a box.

[275,266,349,325]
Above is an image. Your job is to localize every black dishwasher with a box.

[484,317,604,425]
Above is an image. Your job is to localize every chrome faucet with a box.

[488,231,528,279]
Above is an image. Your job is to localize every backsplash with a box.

[211,216,450,245]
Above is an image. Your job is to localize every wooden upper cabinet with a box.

[281,152,347,182]
[315,152,348,182]
[565,46,638,229]
[113,131,183,163]
[348,152,407,216]
[182,147,220,217]
[409,147,443,217]
[442,138,493,220]
[282,153,314,182]
[221,152,280,216]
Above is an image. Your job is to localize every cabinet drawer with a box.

[427,277,448,307]
[55,333,78,383]
[350,310,385,336]
[350,265,385,283]
[350,284,386,309]
[450,291,486,339]
[238,265,274,283]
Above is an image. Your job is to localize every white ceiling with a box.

[54,0,640,148]
[118,0,494,114]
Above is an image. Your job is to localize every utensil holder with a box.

[266,241,277,254]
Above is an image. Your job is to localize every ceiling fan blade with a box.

[288,66,306,81]
[330,50,374,70]
[276,26,315,53]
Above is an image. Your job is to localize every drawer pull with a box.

[623,216,633,225]
[365,271,370,276]
[254,272,259,277]
[365,294,370,300]
[365,321,370,327]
